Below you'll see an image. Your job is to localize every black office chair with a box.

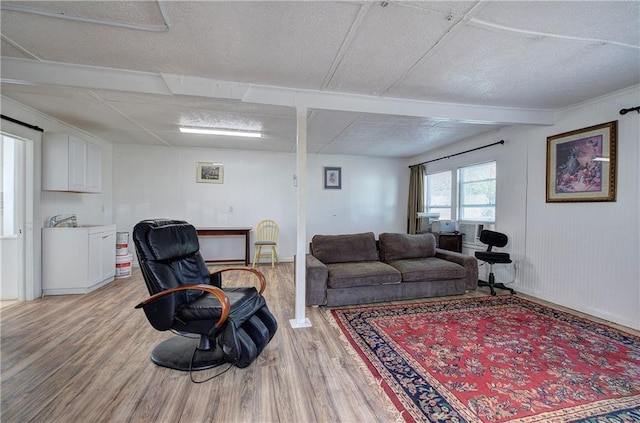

[132,219,277,372]
[475,230,516,296]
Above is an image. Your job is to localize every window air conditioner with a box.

[459,223,495,246]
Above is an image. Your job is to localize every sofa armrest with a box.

[435,248,478,291]
[306,254,328,306]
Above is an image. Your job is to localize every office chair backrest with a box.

[479,229,508,251]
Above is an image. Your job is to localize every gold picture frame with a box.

[197,162,224,184]
[546,121,617,203]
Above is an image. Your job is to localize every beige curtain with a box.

[407,164,425,234]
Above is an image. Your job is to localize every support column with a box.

[290,105,312,329]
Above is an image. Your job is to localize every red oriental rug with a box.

[329,295,640,422]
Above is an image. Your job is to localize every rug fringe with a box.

[325,308,405,423]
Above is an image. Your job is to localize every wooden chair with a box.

[252,220,279,268]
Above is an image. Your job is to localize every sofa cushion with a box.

[386,257,466,282]
[379,232,436,261]
[312,232,378,264]
[326,262,401,289]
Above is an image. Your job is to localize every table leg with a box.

[244,232,250,266]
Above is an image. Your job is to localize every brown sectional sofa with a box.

[305,231,478,307]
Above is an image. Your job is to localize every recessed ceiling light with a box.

[179,127,262,138]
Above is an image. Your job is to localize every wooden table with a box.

[433,232,463,253]
[196,227,252,265]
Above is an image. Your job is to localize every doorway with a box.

[1,133,34,302]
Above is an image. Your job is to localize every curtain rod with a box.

[409,140,504,168]
[1,114,44,132]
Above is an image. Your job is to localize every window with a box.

[458,161,496,222]
[424,161,496,224]
[425,171,452,220]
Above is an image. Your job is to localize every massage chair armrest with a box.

[305,254,329,306]
[435,248,479,291]
[135,284,231,329]
[210,267,267,294]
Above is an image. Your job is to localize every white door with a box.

[1,127,37,302]
[1,134,32,301]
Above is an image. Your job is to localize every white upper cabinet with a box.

[42,133,102,193]
[86,142,102,193]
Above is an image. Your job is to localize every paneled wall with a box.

[521,87,639,329]
[112,145,408,263]
[408,86,640,329]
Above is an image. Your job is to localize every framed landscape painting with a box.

[197,162,224,184]
[546,121,617,203]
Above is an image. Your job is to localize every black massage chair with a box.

[132,219,277,371]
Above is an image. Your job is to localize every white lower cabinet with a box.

[42,225,116,295]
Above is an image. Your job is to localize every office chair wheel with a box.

[493,282,516,295]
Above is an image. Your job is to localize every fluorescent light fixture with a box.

[179,127,262,138]
[593,157,610,162]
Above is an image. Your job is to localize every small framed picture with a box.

[197,162,224,184]
[546,121,617,202]
[323,166,342,190]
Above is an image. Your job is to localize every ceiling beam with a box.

[1,57,171,95]
[1,57,555,126]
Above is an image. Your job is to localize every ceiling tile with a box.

[387,24,640,108]
[1,1,638,158]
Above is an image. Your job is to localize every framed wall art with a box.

[197,162,224,184]
[546,121,617,203]
[323,166,342,190]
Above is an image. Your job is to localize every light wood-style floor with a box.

[1,263,637,423]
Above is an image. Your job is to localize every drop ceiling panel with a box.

[0,7,170,67]
[1,1,638,158]
[2,1,167,26]
[399,1,478,16]
[94,91,295,118]
[91,128,166,146]
[475,1,640,46]
[325,2,462,95]
[388,23,640,108]
[160,1,361,89]
[2,83,100,101]
[160,132,294,152]
[0,38,33,59]
[0,2,356,90]
[337,119,426,144]
[1,88,140,132]
[109,99,295,135]
[308,110,361,146]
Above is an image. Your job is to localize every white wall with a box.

[409,86,640,330]
[306,154,408,237]
[112,144,407,263]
